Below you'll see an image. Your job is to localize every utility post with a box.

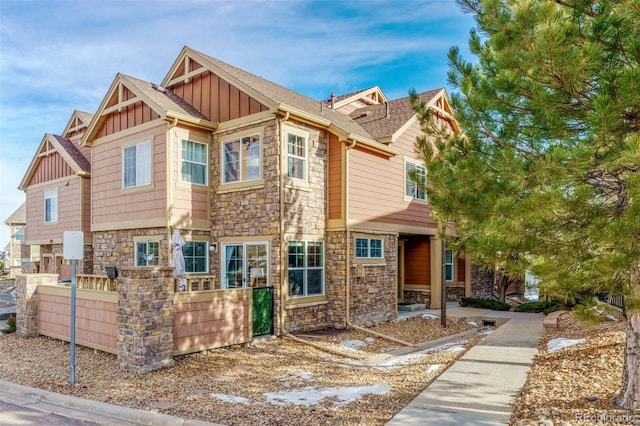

[63,231,83,385]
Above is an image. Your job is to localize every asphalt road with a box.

[0,396,103,425]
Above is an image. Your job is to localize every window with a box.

[406,161,426,200]
[14,227,25,242]
[44,191,58,222]
[183,241,208,273]
[355,238,383,258]
[222,242,268,288]
[222,134,261,184]
[445,249,454,282]
[288,241,324,297]
[181,139,208,185]
[287,132,307,180]
[123,140,152,188]
[135,241,159,266]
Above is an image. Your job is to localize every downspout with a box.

[166,117,179,267]
[344,139,356,328]
[279,111,290,335]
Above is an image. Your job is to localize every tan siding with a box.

[405,238,431,286]
[25,177,86,244]
[347,120,438,230]
[169,71,267,123]
[328,134,342,220]
[91,124,167,228]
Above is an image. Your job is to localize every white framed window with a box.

[183,241,208,273]
[135,241,159,266]
[123,140,152,188]
[445,248,454,282]
[181,139,208,185]
[44,190,58,222]
[222,134,261,184]
[287,132,307,181]
[288,241,324,298]
[405,161,426,200]
[14,227,25,242]
[222,242,268,288]
[355,238,383,258]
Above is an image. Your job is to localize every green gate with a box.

[252,286,274,336]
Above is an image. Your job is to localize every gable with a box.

[333,87,387,115]
[21,136,77,188]
[93,81,161,140]
[163,54,268,123]
[62,110,93,140]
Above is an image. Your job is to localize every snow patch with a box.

[210,393,251,404]
[278,371,314,382]
[547,337,586,352]
[265,384,391,407]
[467,321,478,326]
[340,339,366,350]
[425,364,442,374]
[421,313,439,319]
[376,341,468,370]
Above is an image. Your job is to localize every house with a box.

[21,46,478,336]
[18,111,93,279]
[4,202,39,278]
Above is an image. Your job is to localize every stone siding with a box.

[471,265,494,299]
[92,228,167,275]
[349,231,397,326]
[325,230,347,327]
[403,289,431,305]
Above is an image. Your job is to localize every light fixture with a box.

[209,243,217,252]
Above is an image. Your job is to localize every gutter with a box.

[279,111,290,335]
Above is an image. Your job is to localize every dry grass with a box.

[510,312,633,426]
[0,315,482,425]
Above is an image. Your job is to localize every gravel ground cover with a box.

[510,312,634,426]
[0,315,483,425]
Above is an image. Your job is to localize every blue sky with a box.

[0,0,475,247]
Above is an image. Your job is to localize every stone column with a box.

[15,275,37,337]
[117,266,175,374]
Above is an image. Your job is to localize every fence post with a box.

[117,266,175,373]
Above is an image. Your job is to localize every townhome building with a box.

[20,46,481,335]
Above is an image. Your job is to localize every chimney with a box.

[330,92,336,109]
[385,101,390,118]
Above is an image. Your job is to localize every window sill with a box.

[176,181,209,191]
[285,298,328,309]
[353,259,386,266]
[284,180,312,192]
[121,183,155,194]
[218,178,265,193]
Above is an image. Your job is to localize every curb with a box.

[0,380,221,426]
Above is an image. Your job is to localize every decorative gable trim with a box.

[62,110,93,139]
[333,86,387,111]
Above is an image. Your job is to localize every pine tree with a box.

[413,0,640,409]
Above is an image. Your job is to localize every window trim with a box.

[221,132,262,185]
[445,248,454,282]
[182,240,209,274]
[221,241,269,289]
[285,127,309,182]
[405,159,427,201]
[122,140,152,189]
[44,190,58,223]
[355,237,384,259]
[180,139,208,186]
[287,240,324,299]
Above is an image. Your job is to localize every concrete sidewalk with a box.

[387,304,545,425]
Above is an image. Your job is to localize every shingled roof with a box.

[53,135,91,173]
[349,89,442,140]
[4,202,26,225]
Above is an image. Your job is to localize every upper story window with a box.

[405,161,426,201]
[222,134,261,184]
[181,139,208,185]
[135,240,159,266]
[287,132,307,181]
[355,238,383,258]
[123,140,152,188]
[183,241,208,273]
[288,241,324,298]
[445,248,454,282]
[44,190,58,223]
[14,227,25,242]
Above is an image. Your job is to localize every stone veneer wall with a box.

[15,274,58,337]
[446,284,466,301]
[403,289,431,305]
[325,230,347,327]
[349,231,397,326]
[92,228,167,275]
[471,264,495,299]
[117,266,175,373]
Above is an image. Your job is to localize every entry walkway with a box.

[387,303,545,425]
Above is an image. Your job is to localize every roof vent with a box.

[330,92,336,109]
[359,111,370,118]
[385,101,390,118]
[151,83,166,93]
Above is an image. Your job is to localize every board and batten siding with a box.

[25,177,86,244]
[170,70,267,123]
[96,88,160,139]
[28,150,75,186]
[328,133,343,220]
[91,123,167,229]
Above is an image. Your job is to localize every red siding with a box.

[96,101,160,138]
[28,152,75,186]
[405,238,431,286]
